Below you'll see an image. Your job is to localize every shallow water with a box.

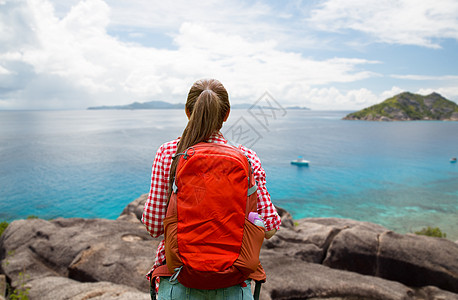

[1,110,457,239]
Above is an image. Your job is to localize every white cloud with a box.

[0,0,383,110]
[168,23,383,107]
[107,0,273,37]
[380,86,405,100]
[1,0,457,110]
[299,85,442,110]
[302,87,404,110]
[308,0,458,48]
[23,0,113,89]
[417,87,458,103]
[0,65,10,74]
[389,75,458,103]
[391,74,458,81]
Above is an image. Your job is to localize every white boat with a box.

[291,157,310,166]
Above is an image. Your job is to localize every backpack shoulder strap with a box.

[253,281,262,300]
[225,141,258,212]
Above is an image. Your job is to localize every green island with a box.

[343,92,458,121]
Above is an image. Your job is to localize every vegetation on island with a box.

[7,271,30,300]
[415,226,447,238]
[2,218,38,299]
[0,216,39,238]
[344,92,458,121]
[0,220,8,237]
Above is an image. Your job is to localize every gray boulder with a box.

[377,231,458,292]
[263,217,458,297]
[0,217,159,293]
[260,254,415,300]
[260,251,458,300]
[120,193,148,221]
[274,206,295,229]
[2,194,458,300]
[322,224,458,293]
[0,274,5,300]
[27,276,149,300]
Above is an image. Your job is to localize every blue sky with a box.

[1,0,458,110]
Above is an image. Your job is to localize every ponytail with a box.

[168,79,230,197]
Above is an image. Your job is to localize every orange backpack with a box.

[152,142,266,289]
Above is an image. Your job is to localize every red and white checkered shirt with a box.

[142,131,281,284]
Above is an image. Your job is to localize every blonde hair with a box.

[168,79,230,195]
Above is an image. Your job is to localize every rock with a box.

[449,112,458,121]
[0,274,5,300]
[274,205,295,229]
[260,255,417,300]
[262,217,458,297]
[264,218,387,264]
[323,228,458,293]
[323,225,382,275]
[413,286,458,300]
[119,194,147,221]
[377,231,458,293]
[0,217,160,293]
[2,194,458,299]
[27,276,149,300]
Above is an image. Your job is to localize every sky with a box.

[1,0,458,110]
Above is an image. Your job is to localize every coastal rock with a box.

[261,252,458,300]
[0,274,5,300]
[262,217,458,296]
[322,227,458,293]
[377,231,458,292]
[272,205,295,229]
[119,193,147,221]
[1,194,458,299]
[0,217,159,292]
[261,255,414,300]
[263,218,387,264]
[27,276,149,300]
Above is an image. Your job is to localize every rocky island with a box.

[343,92,458,121]
[1,195,458,299]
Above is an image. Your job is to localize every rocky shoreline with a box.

[1,194,458,300]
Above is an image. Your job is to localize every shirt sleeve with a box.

[241,146,281,231]
[142,145,169,238]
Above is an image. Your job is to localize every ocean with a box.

[1,109,457,239]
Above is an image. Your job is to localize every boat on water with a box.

[291,156,310,166]
[451,157,457,163]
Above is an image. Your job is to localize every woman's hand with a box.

[264,228,277,239]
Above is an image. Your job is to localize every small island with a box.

[343,92,458,121]
[87,100,185,110]
[87,100,310,110]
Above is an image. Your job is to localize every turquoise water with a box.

[1,110,457,239]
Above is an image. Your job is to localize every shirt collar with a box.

[206,131,227,144]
